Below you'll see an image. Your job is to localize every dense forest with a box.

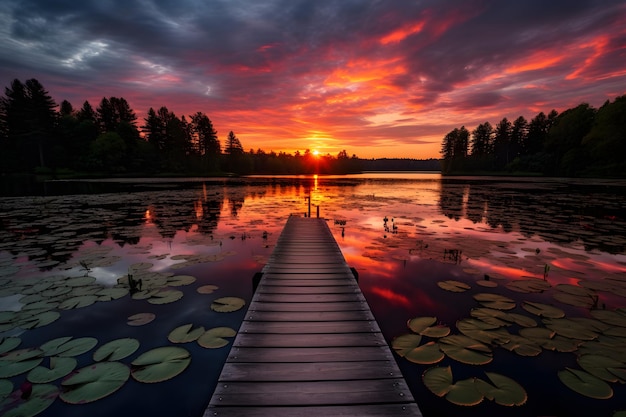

[0,78,363,176]
[440,95,626,177]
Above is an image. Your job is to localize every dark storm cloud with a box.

[0,0,624,158]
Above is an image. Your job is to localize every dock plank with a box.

[205,216,421,416]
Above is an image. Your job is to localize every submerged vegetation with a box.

[440,95,626,178]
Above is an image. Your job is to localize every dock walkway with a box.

[205,216,422,416]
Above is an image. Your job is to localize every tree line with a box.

[440,95,626,177]
[0,78,362,176]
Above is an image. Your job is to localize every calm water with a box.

[1,173,625,417]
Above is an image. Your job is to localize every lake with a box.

[1,173,625,417]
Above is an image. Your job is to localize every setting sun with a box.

[312,150,320,157]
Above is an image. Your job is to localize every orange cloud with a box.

[380,21,426,44]
[506,50,566,74]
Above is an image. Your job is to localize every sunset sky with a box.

[1,0,624,159]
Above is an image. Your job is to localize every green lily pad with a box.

[423,366,452,397]
[211,297,246,312]
[0,379,12,399]
[64,276,96,287]
[437,280,471,292]
[168,324,206,343]
[392,334,422,357]
[421,325,451,338]
[198,327,237,349]
[0,338,21,355]
[544,318,599,341]
[40,337,98,357]
[590,310,626,327]
[93,338,140,362]
[473,293,515,310]
[147,289,184,305]
[129,262,153,271]
[558,367,613,399]
[553,292,596,308]
[422,366,483,406]
[521,301,565,319]
[0,349,44,378]
[506,279,551,293]
[166,275,196,286]
[18,311,60,329]
[457,319,511,345]
[0,383,58,417]
[58,295,99,310]
[578,354,626,383]
[131,346,191,383]
[499,335,542,357]
[60,361,130,404]
[127,313,156,326]
[475,372,527,406]
[407,317,437,333]
[439,335,493,365]
[197,285,219,294]
[405,342,444,365]
[96,287,129,301]
[27,357,77,383]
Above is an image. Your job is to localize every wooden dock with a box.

[205,216,422,417]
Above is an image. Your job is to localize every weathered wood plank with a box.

[241,320,377,334]
[249,301,368,312]
[260,278,354,286]
[255,293,365,303]
[226,346,393,363]
[256,285,359,294]
[204,404,420,417]
[243,310,373,321]
[209,379,414,406]
[233,332,386,348]
[218,361,401,382]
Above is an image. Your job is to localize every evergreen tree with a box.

[224,130,243,155]
[510,116,528,159]
[493,118,512,169]
[470,122,493,156]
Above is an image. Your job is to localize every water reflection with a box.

[1,174,625,417]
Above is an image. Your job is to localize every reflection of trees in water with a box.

[439,179,626,253]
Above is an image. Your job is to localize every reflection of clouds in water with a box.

[91,267,121,286]
[0,294,23,311]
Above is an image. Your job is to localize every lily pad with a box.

[0,349,44,378]
[93,338,140,362]
[544,318,599,341]
[147,289,184,305]
[0,379,12,399]
[0,338,21,355]
[211,297,246,313]
[473,293,515,310]
[131,346,191,383]
[60,361,130,404]
[590,310,626,327]
[96,287,129,301]
[558,367,613,399]
[59,295,99,310]
[18,311,60,329]
[166,275,196,286]
[578,354,626,383]
[198,327,237,349]
[521,301,565,319]
[423,366,483,406]
[168,324,206,344]
[27,357,77,383]
[41,337,98,357]
[407,317,437,334]
[438,280,471,292]
[0,383,58,417]
[197,285,219,294]
[439,335,493,365]
[506,279,551,293]
[421,325,451,338]
[553,292,596,308]
[127,313,156,326]
[475,372,527,406]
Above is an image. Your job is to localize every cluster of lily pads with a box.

[0,256,246,416]
[392,274,626,413]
